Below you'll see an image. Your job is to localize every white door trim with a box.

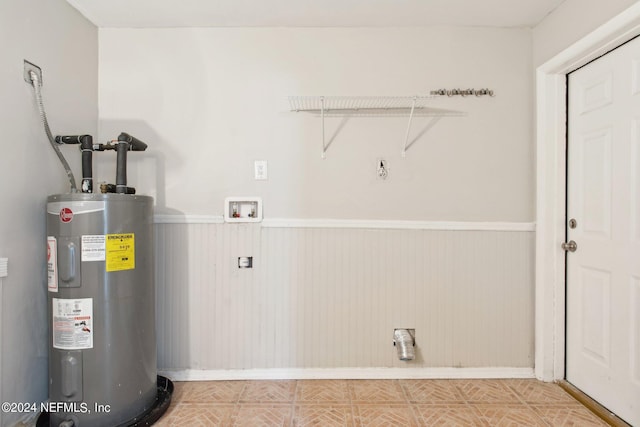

[535,3,640,381]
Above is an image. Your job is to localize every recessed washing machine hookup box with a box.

[224,197,262,223]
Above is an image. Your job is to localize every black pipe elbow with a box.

[117,132,148,151]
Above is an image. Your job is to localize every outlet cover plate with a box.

[254,160,268,180]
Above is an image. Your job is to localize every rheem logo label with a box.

[59,208,73,223]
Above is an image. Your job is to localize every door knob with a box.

[562,240,577,252]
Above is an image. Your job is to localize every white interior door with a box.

[566,35,640,426]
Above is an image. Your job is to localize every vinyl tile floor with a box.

[154,379,609,426]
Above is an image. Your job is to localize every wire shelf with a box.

[288,95,473,158]
[288,96,464,117]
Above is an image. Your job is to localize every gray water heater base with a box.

[37,376,173,427]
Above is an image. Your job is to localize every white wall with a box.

[533,0,638,67]
[0,0,97,424]
[99,27,533,222]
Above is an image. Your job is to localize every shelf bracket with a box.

[320,96,326,159]
[401,96,417,157]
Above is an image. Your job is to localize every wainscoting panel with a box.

[155,222,534,373]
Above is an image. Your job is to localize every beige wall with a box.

[0,0,97,424]
[533,0,638,67]
[98,27,534,222]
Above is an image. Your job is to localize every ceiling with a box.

[65,0,566,28]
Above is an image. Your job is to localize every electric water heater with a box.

[47,194,156,426]
[41,134,171,427]
[26,68,171,427]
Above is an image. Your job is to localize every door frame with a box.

[535,3,640,382]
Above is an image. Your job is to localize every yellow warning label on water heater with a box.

[106,233,135,272]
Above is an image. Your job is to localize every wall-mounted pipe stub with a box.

[393,329,415,361]
[238,257,253,268]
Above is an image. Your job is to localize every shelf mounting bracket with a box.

[401,96,417,157]
[320,96,327,159]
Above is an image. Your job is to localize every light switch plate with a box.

[254,160,268,180]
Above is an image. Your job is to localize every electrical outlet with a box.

[24,60,42,86]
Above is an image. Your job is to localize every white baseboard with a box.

[159,367,535,382]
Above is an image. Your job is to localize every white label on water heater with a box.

[47,236,58,293]
[52,298,93,350]
[81,235,106,262]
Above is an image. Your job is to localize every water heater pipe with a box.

[55,135,93,193]
[116,141,128,194]
[115,132,148,194]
